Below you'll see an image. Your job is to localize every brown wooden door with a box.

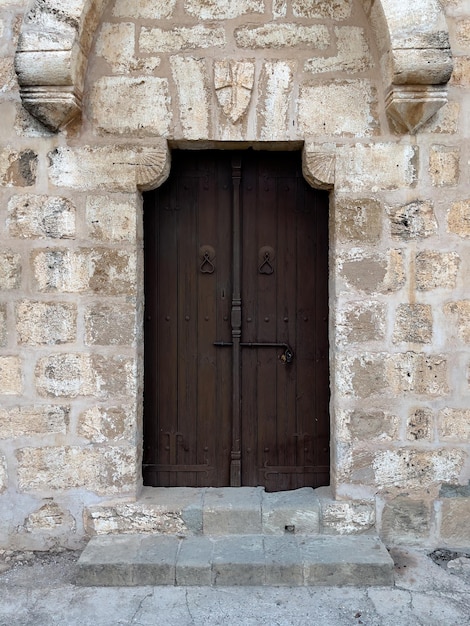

[143,150,329,490]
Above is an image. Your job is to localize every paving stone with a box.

[212,535,265,586]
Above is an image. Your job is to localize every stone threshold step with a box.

[76,534,394,587]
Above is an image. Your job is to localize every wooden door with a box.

[143,150,329,490]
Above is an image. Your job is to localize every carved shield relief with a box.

[214,60,255,124]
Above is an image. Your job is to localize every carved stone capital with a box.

[19,87,82,133]
[302,143,336,191]
[385,85,449,134]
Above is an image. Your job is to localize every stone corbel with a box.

[302,142,336,191]
[385,85,449,134]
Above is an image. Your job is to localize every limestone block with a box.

[31,248,137,295]
[336,144,417,192]
[35,354,135,399]
[337,409,399,442]
[273,0,287,18]
[215,59,255,124]
[184,0,264,19]
[419,101,459,134]
[305,27,372,74]
[16,300,76,345]
[235,24,329,49]
[337,353,388,398]
[0,57,17,93]
[393,304,433,344]
[7,195,75,239]
[372,448,465,492]
[439,408,470,442]
[454,19,470,50]
[340,249,405,294]
[90,76,171,137]
[448,200,470,238]
[292,0,352,19]
[0,250,21,289]
[113,0,176,18]
[406,407,433,441]
[389,352,449,396]
[23,501,76,537]
[415,251,460,290]
[0,455,7,493]
[0,148,37,186]
[335,197,382,243]
[0,405,69,438]
[259,60,295,141]
[96,23,160,74]
[16,446,137,495]
[381,498,431,544]
[429,145,460,186]
[444,301,470,342]
[48,143,170,192]
[0,356,22,395]
[388,200,437,240]
[85,196,137,242]
[0,304,6,348]
[336,301,386,345]
[85,303,135,345]
[440,498,470,545]
[140,25,225,53]
[321,500,375,535]
[450,56,470,86]
[298,80,378,137]
[170,56,209,140]
[78,406,134,443]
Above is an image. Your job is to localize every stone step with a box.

[76,534,394,587]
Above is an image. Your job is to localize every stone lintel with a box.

[385,85,449,134]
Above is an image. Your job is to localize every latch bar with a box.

[214,341,294,364]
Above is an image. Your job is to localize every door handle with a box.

[214,341,294,364]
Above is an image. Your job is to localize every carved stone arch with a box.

[15,0,453,134]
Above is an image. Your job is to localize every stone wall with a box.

[0,0,469,549]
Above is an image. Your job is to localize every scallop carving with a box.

[136,148,171,191]
[302,150,336,191]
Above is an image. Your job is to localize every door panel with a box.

[143,150,329,490]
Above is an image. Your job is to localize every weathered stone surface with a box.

[0,304,6,348]
[140,25,225,53]
[273,0,287,18]
[298,81,378,137]
[340,250,405,294]
[393,304,433,344]
[336,144,417,191]
[0,455,6,493]
[78,406,134,443]
[215,59,254,124]
[429,145,460,186]
[85,303,135,345]
[35,354,135,399]
[438,408,470,442]
[170,56,209,140]
[390,352,449,396]
[335,197,382,243]
[0,356,22,395]
[440,498,470,545]
[96,23,160,74]
[235,23,329,49]
[388,200,438,240]
[0,148,37,186]
[336,301,386,345]
[407,407,433,441]
[444,301,470,342]
[90,77,171,136]
[372,449,465,492]
[16,301,76,345]
[184,0,264,19]
[381,498,431,544]
[337,409,400,442]
[24,502,75,532]
[16,446,137,494]
[338,353,388,398]
[419,101,459,134]
[259,60,295,140]
[305,27,372,74]
[0,250,21,289]
[292,0,352,19]
[448,200,470,238]
[450,56,470,86]
[0,405,69,438]
[85,195,137,242]
[113,0,176,18]
[7,195,76,239]
[31,248,136,295]
[321,499,375,535]
[415,251,460,290]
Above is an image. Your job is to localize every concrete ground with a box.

[0,546,469,625]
